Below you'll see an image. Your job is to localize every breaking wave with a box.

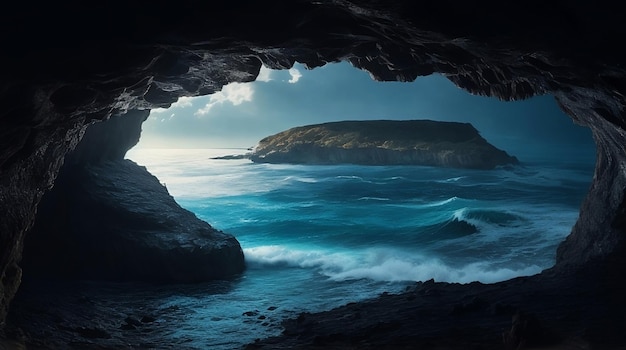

[244,245,542,284]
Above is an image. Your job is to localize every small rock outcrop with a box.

[250,120,518,169]
[21,111,245,282]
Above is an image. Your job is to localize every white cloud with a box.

[195,82,254,116]
[150,107,167,114]
[256,65,273,82]
[149,96,194,115]
[288,67,302,83]
[171,96,194,108]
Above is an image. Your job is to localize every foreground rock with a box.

[249,120,518,169]
[247,263,626,349]
[21,112,245,282]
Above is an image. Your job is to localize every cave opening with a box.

[9,61,599,348]
[128,60,597,284]
[1,1,625,347]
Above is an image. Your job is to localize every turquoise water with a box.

[125,148,593,348]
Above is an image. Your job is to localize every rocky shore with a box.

[246,262,625,349]
[7,261,624,349]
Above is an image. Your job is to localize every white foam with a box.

[425,196,459,207]
[357,197,390,201]
[437,176,466,183]
[335,175,375,184]
[388,197,462,212]
[328,257,542,284]
[244,246,354,271]
[384,176,405,181]
[452,207,475,224]
[244,245,543,284]
[336,175,363,180]
[281,176,318,183]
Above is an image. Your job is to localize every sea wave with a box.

[357,197,391,201]
[418,217,478,239]
[336,175,364,181]
[334,175,380,184]
[424,196,459,207]
[244,245,542,284]
[383,176,406,181]
[281,176,319,183]
[243,245,352,270]
[436,176,466,183]
[452,207,525,228]
[328,257,542,284]
[386,196,466,211]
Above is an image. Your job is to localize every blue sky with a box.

[139,61,595,162]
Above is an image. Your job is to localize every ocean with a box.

[121,148,593,349]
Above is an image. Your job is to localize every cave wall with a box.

[67,110,149,165]
[20,110,245,282]
[555,88,626,269]
[1,0,626,330]
[0,99,87,328]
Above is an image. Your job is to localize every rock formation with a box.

[0,0,625,347]
[20,111,245,282]
[250,120,518,169]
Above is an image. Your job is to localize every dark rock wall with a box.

[1,0,626,329]
[0,97,88,328]
[21,111,245,282]
[68,110,149,164]
[554,88,626,269]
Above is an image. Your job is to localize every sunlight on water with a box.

[124,147,594,349]
[127,148,592,281]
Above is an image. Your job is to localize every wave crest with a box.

[424,196,459,207]
[281,176,318,183]
[244,246,542,284]
[453,208,525,228]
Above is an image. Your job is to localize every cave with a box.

[1,1,626,349]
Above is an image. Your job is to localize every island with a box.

[248,120,518,169]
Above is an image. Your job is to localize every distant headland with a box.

[243,120,518,169]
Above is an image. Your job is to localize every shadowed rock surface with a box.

[246,263,626,349]
[0,1,625,348]
[20,111,245,282]
[250,120,518,169]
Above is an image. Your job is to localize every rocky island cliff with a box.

[250,120,518,169]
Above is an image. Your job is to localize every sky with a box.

[139,61,595,162]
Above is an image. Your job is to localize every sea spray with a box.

[123,148,593,349]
